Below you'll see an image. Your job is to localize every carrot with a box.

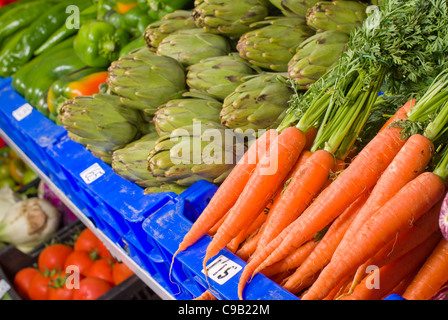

[261,240,318,278]
[252,149,334,257]
[304,127,318,151]
[226,204,270,253]
[203,127,306,275]
[379,99,415,132]
[282,191,369,294]
[339,232,441,300]
[238,122,408,299]
[194,290,218,300]
[330,133,434,288]
[385,271,416,298]
[402,237,448,300]
[301,171,446,300]
[173,129,278,256]
[235,230,263,262]
[347,200,442,295]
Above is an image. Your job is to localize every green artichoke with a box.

[144,10,197,50]
[107,46,187,115]
[186,53,260,101]
[153,93,223,135]
[144,183,188,195]
[147,122,245,186]
[269,0,322,18]
[220,73,293,132]
[306,1,368,34]
[288,30,349,89]
[111,132,162,187]
[59,93,144,164]
[156,28,232,67]
[236,16,315,72]
[192,0,270,39]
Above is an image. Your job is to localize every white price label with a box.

[0,279,11,299]
[12,103,33,121]
[80,163,105,184]
[202,255,242,285]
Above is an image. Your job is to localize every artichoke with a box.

[59,93,144,164]
[156,28,232,67]
[236,16,315,72]
[269,0,322,17]
[186,53,260,101]
[147,122,245,186]
[153,93,223,135]
[107,46,187,115]
[220,73,293,132]
[144,10,197,51]
[288,30,349,89]
[192,0,270,39]
[306,1,368,34]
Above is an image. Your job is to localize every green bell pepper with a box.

[34,4,99,56]
[137,0,193,19]
[74,19,130,67]
[104,6,154,37]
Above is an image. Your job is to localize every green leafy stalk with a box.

[433,146,448,182]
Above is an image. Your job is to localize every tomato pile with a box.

[13,228,134,300]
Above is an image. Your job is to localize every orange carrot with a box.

[252,149,334,257]
[174,129,278,255]
[227,204,270,253]
[282,191,369,294]
[238,122,408,299]
[304,127,318,151]
[194,290,218,300]
[203,127,306,275]
[339,232,441,300]
[261,240,318,278]
[403,237,448,300]
[347,200,442,294]
[331,133,434,288]
[379,99,415,132]
[302,171,446,300]
[236,230,263,262]
[384,271,416,299]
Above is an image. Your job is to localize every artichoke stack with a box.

[156,28,232,67]
[236,16,315,72]
[144,10,198,51]
[111,132,188,194]
[58,93,144,164]
[107,47,187,116]
[269,0,322,18]
[220,73,293,132]
[288,30,349,89]
[147,122,246,186]
[192,0,271,39]
[186,53,260,101]
[305,1,368,34]
[153,94,223,135]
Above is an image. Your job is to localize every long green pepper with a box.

[0,0,92,77]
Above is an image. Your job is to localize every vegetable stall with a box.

[0,0,447,302]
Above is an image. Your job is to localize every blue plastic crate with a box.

[141,180,300,300]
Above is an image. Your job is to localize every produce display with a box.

[0,0,448,302]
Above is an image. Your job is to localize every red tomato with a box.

[13,267,39,299]
[72,277,112,300]
[47,280,74,300]
[112,262,134,285]
[38,244,73,272]
[74,229,99,253]
[74,228,113,259]
[64,250,96,277]
[27,272,57,300]
[86,258,115,285]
